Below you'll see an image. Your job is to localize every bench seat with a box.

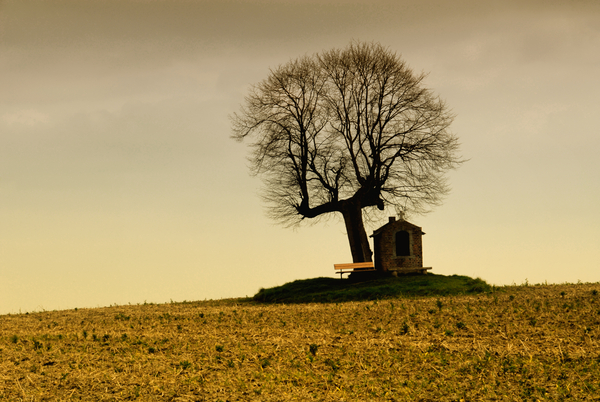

[333,262,376,278]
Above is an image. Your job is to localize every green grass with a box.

[253,273,492,303]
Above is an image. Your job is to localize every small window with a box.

[395,230,410,256]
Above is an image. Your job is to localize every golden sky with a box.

[1,0,599,313]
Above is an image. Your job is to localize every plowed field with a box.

[1,283,599,401]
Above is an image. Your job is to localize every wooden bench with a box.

[334,262,376,278]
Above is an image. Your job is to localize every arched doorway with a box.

[395,230,410,256]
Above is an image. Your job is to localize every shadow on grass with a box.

[253,273,492,304]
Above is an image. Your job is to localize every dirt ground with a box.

[1,283,599,401]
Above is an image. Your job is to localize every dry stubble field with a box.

[1,283,600,401]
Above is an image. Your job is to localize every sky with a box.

[1,0,599,314]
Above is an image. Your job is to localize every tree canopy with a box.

[232,41,463,262]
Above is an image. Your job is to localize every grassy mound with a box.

[253,273,492,303]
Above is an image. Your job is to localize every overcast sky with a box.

[1,0,599,314]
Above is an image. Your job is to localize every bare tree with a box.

[232,42,463,263]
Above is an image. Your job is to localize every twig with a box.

[15,378,27,399]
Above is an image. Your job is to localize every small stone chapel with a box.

[371,214,432,275]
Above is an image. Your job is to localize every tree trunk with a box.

[341,204,373,263]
